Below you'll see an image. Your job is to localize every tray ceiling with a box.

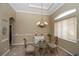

[9,3,64,15]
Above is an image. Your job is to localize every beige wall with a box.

[13,12,51,44]
[51,3,79,55]
[0,3,16,55]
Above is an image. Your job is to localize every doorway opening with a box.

[9,17,15,48]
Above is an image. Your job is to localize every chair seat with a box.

[48,43,57,48]
[26,45,35,53]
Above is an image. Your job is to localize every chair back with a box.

[54,36,59,45]
[23,38,27,48]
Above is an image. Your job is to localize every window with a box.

[54,17,77,43]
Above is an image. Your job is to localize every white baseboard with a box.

[58,46,74,56]
[2,49,10,56]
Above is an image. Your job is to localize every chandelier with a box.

[36,3,48,28]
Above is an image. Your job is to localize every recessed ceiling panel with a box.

[28,3,52,10]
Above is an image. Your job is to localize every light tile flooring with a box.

[6,45,71,56]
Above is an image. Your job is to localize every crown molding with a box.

[48,3,64,15]
[16,9,49,15]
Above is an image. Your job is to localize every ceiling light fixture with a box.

[36,3,48,28]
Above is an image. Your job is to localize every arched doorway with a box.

[9,17,15,48]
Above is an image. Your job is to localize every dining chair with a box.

[23,38,35,56]
[48,36,59,55]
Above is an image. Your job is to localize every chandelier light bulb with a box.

[44,21,48,25]
[41,23,44,26]
[36,21,40,25]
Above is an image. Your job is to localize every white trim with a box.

[1,39,8,43]
[48,3,64,15]
[2,49,10,56]
[16,10,48,15]
[54,9,76,20]
[14,33,34,36]
[29,3,52,10]
[58,46,74,56]
[12,42,34,45]
[14,33,48,37]
[12,43,24,45]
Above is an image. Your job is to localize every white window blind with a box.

[58,21,62,38]
[54,17,77,43]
